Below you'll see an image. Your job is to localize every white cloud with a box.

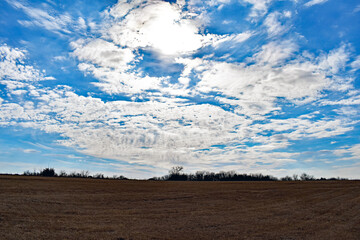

[334,107,359,116]
[190,0,275,19]
[304,0,328,7]
[242,0,274,18]
[189,47,326,103]
[172,42,355,124]
[6,0,72,35]
[72,39,135,70]
[354,5,360,13]
[211,31,253,47]
[253,40,298,65]
[351,56,360,71]
[333,144,360,161]
[0,44,55,100]
[0,44,44,81]
[320,94,360,106]
[76,17,87,31]
[11,89,27,95]
[108,0,143,19]
[106,1,207,56]
[0,74,357,174]
[24,141,54,150]
[264,11,288,37]
[53,56,67,61]
[318,45,349,74]
[0,48,300,171]
[254,117,355,140]
[71,1,229,95]
[22,149,40,153]
[5,0,90,36]
[76,62,164,94]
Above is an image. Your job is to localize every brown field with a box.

[0,175,359,240]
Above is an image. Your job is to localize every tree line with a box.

[20,166,348,181]
[149,166,347,181]
[23,168,127,180]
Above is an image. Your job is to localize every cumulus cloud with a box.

[179,42,351,111]
[0,44,50,82]
[1,42,357,172]
[72,39,135,70]
[1,83,252,168]
[0,45,55,99]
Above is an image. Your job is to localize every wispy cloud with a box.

[23,141,54,150]
[242,0,274,18]
[5,0,89,36]
[354,5,360,13]
[264,11,290,37]
[22,149,40,153]
[304,0,329,7]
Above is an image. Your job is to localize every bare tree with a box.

[169,166,184,175]
[300,173,314,181]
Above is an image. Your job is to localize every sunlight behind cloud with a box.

[107,1,205,56]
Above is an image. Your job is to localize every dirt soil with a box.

[0,175,359,240]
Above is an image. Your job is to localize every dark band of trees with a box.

[20,166,348,181]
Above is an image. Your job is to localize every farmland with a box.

[0,175,359,239]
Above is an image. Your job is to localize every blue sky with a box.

[1,0,360,179]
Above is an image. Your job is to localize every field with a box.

[0,175,359,239]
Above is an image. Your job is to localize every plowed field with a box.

[1,175,359,239]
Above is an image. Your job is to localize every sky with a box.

[0,0,360,179]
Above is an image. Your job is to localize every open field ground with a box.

[0,175,359,239]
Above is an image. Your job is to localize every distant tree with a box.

[167,166,188,181]
[80,170,89,178]
[195,171,205,181]
[169,166,184,175]
[293,174,299,181]
[300,173,314,181]
[281,176,293,181]
[59,170,67,177]
[40,168,56,177]
[117,175,128,180]
[94,173,104,179]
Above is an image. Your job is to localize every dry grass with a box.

[0,175,359,239]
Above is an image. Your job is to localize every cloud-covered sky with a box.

[1,0,359,178]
